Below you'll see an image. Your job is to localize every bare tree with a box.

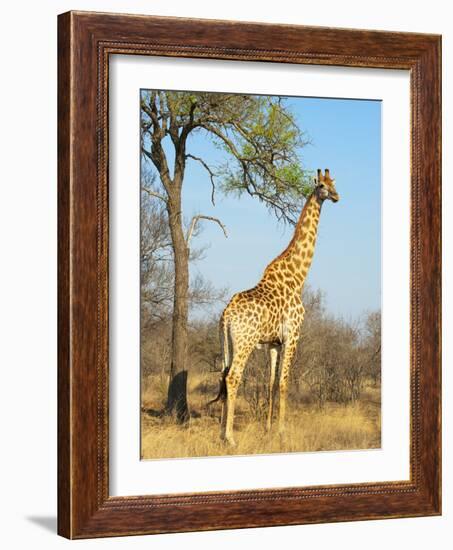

[363,311,381,386]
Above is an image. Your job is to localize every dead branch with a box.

[186,154,218,205]
[141,187,167,203]
[186,215,228,247]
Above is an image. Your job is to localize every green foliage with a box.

[140,90,312,224]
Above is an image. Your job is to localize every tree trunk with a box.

[166,195,190,422]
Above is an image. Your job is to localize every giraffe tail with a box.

[207,318,231,406]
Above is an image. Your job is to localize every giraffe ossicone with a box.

[214,168,339,446]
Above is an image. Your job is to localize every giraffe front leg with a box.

[266,347,279,432]
[278,339,297,436]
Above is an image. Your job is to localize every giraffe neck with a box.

[290,192,322,264]
[264,192,322,291]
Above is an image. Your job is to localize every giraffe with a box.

[214,168,339,446]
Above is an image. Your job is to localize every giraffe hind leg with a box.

[221,342,254,447]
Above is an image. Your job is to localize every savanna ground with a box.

[141,368,381,460]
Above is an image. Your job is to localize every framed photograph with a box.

[58,11,441,538]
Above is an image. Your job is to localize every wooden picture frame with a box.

[58,10,441,539]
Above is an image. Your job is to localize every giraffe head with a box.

[315,168,339,203]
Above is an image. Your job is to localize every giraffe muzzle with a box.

[330,193,340,203]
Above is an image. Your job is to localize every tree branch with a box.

[141,187,168,204]
[174,102,199,182]
[186,154,217,205]
[200,123,243,160]
[141,93,161,138]
[186,215,228,247]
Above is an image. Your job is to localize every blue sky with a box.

[142,94,381,321]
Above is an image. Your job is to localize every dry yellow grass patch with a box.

[141,376,380,459]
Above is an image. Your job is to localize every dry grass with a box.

[141,373,381,459]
